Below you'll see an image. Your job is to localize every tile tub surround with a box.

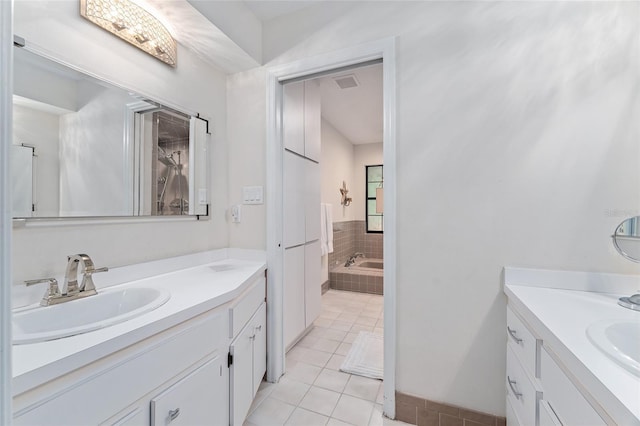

[328,221,383,269]
[395,392,506,426]
[330,258,384,295]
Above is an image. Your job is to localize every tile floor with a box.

[244,290,409,426]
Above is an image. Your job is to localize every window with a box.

[366,165,383,233]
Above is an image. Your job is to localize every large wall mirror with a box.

[11,44,210,220]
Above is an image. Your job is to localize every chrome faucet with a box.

[64,254,107,296]
[344,252,365,267]
[25,254,108,306]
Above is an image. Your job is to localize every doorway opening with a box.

[265,39,396,419]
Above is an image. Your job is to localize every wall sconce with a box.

[340,181,352,207]
[80,0,177,67]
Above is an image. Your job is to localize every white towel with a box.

[325,203,334,253]
[320,203,328,255]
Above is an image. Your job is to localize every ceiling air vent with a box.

[333,74,359,89]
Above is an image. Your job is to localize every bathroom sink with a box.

[586,320,640,376]
[13,287,170,344]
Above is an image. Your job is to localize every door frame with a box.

[265,37,397,418]
[1,0,14,422]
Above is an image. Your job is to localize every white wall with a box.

[12,104,60,217]
[353,143,383,222]
[12,0,229,285]
[227,1,640,415]
[226,69,267,250]
[321,118,357,223]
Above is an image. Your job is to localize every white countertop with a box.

[504,267,640,425]
[12,249,266,396]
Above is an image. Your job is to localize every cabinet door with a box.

[252,303,267,396]
[284,245,306,349]
[283,151,306,248]
[304,240,321,327]
[230,323,256,425]
[303,80,321,162]
[304,159,321,242]
[150,355,228,426]
[283,81,305,156]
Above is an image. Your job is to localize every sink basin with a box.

[586,320,640,376]
[13,287,170,344]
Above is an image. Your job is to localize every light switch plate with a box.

[242,186,264,204]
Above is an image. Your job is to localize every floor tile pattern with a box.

[244,290,406,426]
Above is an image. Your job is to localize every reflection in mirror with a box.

[11,45,209,219]
[612,216,640,263]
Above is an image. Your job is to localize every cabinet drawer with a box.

[539,400,562,426]
[507,306,538,377]
[506,396,521,426]
[229,277,265,338]
[151,356,226,426]
[506,345,538,426]
[540,347,605,426]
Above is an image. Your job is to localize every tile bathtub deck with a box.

[244,290,407,426]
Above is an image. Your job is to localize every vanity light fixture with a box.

[80,0,177,67]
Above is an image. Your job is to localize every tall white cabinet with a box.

[283,80,322,350]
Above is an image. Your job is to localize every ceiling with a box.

[243,1,323,22]
[316,63,383,145]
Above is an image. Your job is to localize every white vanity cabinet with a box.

[149,355,228,426]
[13,262,268,426]
[505,304,607,426]
[539,348,605,426]
[505,306,541,426]
[228,278,267,425]
[14,310,230,426]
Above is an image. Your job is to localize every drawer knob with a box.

[507,376,523,400]
[507,326,523,344]
[255,325,262,332]
[169,408,181,422]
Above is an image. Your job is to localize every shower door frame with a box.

[265,37,398,419]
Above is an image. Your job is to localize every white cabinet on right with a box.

[539,347,605,426]
[505,305,606,426]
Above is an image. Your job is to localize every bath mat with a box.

[340,331,383,380]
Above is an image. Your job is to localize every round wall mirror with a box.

[612,216,640,263]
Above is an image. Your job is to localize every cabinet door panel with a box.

[303,80,321,161]
[230,323,256,425]
[540,348,605,426]
[284,246,306,349]
[252,303,267,396]
[305,241,321,327]
[283,151,306,248]
[151,356,227,426]
[283,81,305,156]
[305,159,320,242]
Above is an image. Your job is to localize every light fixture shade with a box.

[375,187,384,213]
[80,0,177,67]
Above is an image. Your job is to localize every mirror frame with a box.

[12,40,211,223]
[612,216,640,263]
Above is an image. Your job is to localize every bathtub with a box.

[329,258,384,295]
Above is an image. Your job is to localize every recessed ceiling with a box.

[317,63,383,145]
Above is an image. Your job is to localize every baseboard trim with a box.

[395,391,506,426]
[321,280,330,294]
